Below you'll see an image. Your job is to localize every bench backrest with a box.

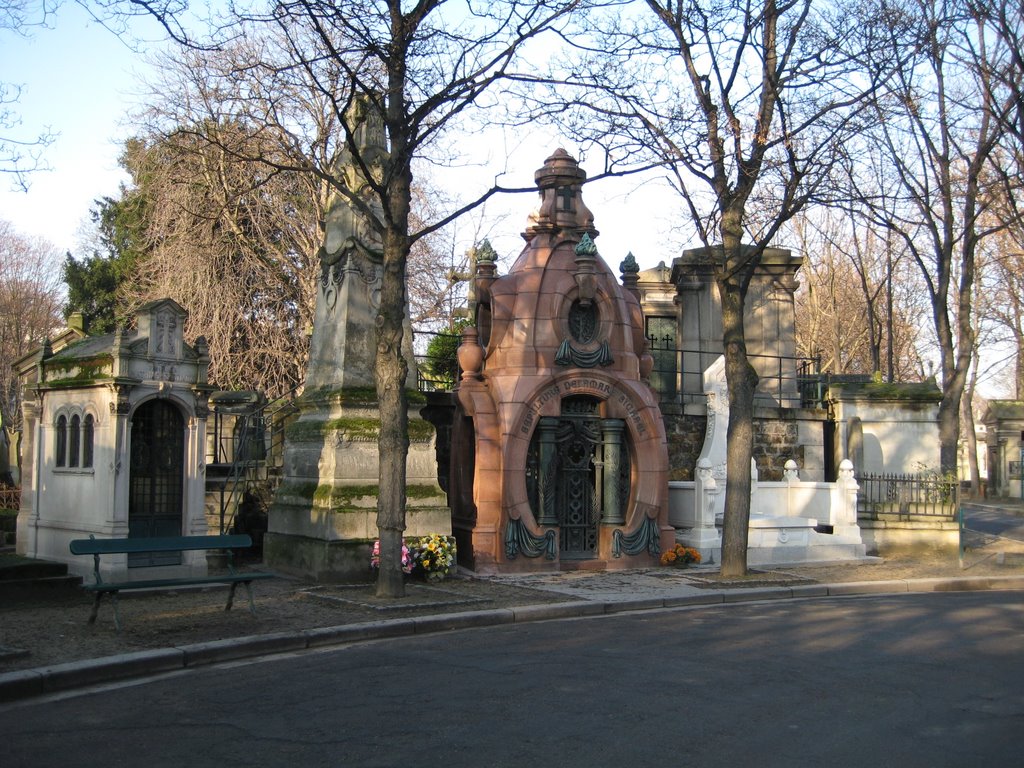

[70,534,253,556]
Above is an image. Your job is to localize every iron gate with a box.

[129,400,185,566]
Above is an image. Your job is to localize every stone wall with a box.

[663,406,827,482]
[662,411,706,480]
[754,417,804,481]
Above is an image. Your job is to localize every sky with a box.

[1,6,1013,401]
[0,5,682,272]
[0,4,150,254]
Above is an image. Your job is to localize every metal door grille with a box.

[129,400,185,566]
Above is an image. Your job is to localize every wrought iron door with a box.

[556,417,600,557]
[129,400,185,566]
[555,397,601,558]
[525,397,632,560]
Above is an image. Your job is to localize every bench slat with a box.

[70,534,253,556]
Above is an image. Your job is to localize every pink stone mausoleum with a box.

[450,149,674,573]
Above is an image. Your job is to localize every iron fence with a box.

[644,336,823,408]
[414,330,831,404]
[413,330,462,392]
[0,486,19,511]
[857,472,960,521]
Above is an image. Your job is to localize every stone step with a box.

[0,574,83,601]
[0,554,70,581]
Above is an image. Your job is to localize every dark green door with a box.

[555,397,601,559]
[129,400,185,566]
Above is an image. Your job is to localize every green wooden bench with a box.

[69,534,274,630]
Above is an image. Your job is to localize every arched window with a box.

[55,415,68,467]
[82,414,95,468]
[69,414,81,467]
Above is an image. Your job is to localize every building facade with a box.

[15,300,214,580]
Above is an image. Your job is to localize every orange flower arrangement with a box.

[660,544,702,568]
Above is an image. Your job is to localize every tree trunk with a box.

[375,223,411,599]
[962,391,980,499]
[937,393,962,476]
[1016,329,1024,400]
[718,276,759,578]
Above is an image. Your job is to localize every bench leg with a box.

[87,591,121,631]
[243,580,257,616]
[111,593,122,632]
[88,592,103,625]
[224,581,258,616]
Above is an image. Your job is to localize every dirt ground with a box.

[3,545,1023,674]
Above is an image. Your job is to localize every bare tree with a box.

[545,0,900,575]
[0,1,58,190]
[790,207,924,380]
[111,127,322,399]
[101,0,583,596]
[94,33,474,400]
[981,227,1024,399]
[0,219,64,433]
[850,0,1021,474]
[976,3,1024,401]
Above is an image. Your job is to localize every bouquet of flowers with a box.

[660,544,702,568]
[370,540,415,574]
[412,533,457,580]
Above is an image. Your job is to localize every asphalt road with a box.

[2,592,1022,768]
[962,502,1024,542]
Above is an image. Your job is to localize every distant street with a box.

[962,501,1024,542]
[2,592,1023,767]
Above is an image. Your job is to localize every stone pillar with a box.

[832,458,862,540]
[266,95,449,580]
[109,385,132,535]
[601,418,625,524]
[15,398,39,558]
[672,261,716,403]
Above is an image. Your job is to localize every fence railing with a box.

[857,472,960,521]
[412,331,831,403]
[204,385,301,535]
[644,336,822,408]
[413,330,461,392]
[0,486,19,511]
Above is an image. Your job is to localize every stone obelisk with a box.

[265,96,449,580]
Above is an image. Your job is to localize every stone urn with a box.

[456,326,484,381]
[639,353,654,381]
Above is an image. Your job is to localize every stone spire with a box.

[305,94,415,390]
[524,148,598,241]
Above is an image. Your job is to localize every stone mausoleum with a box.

[983,401,1024,499]
[450,149,673,573]
[14,300,214,581]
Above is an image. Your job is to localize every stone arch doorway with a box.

[527,395,630,560]
[129,399,186,566]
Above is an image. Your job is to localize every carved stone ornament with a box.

[109,384,132,415]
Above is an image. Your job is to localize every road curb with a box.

[3,576,1024,704]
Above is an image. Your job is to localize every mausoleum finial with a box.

[525,148,597,240]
